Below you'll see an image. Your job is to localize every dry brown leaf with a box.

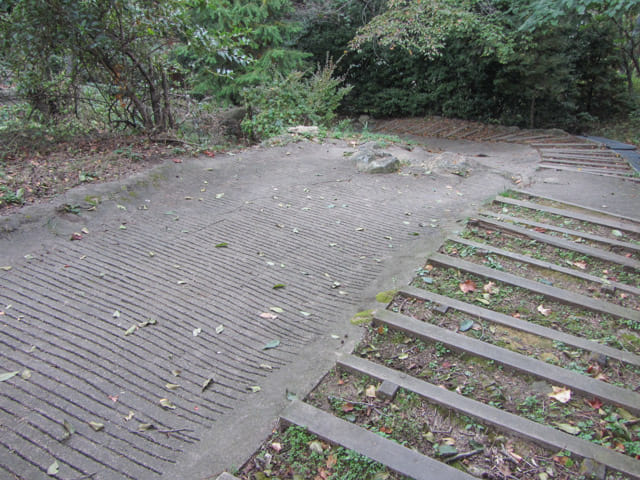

[483,281,497,293]
[270,442,282,452]
[365,385,377,398]
[548,386,572,403]
[459,280,477,293]
[573,260,587,269]
[537,304,551,316]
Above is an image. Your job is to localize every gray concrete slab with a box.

[1,127,638,478]
[0,138,538,479]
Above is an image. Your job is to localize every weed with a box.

[0,186,25,205]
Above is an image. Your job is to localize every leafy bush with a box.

[240,58,352,140]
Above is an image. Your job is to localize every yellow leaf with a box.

[537,304,551,316]
[365,385,377,398]
[548,386,571,403]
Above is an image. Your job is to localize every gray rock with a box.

[579,458,606,480]
[287,125,319,135]
[353,145,400,174]
[426,152,472,177]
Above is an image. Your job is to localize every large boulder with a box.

[353,142,400,174]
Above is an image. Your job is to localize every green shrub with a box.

[241,58,352,140]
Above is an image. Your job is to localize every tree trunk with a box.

[529,96,536,129]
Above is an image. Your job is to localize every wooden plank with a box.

[339,355,640,480]
[398,285,640,367]
[448,235,640,296]
[537,164,638,181]
[516,191,640,224]
[374,309,640,415]
[429,252,640,323]
[539,157,628,169]
[494,196,640,233]
[280,401,476,480]
[480,210,640,253]
[472,217,640,271]
[531,143,598,149]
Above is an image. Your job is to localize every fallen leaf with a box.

[215,325,224,334]
[586,398,603,409]
[202,377,213,392]
[342,403,354,412]
[506,447,523,462]
[119,225,127,230]
[248,385,261,393]
[537,304,551,316]
[309,440,324,453]
[165,383,181,390]
[159,398,176,409]
[365,385,377,398]
[271,442,282,452]
[89,421,104,431]
[272,283,286,289]
[259,364,272,370]
[459,319,475,332]
[483,281,496,293]
[108,395,119,403]
[70,232,83,241]
[138,423,154,431]
[326,454,337,468]
[215,193,225,199]
[534,226,547,233]
[556,423,580,435]
[192,327,202,336]
[171,369,181,377]
[172,158,182,163]
[573,260,587,269]
[270,307,284,313]
[47,460,60,476]
[437,444,458,456]
[0,371,20,382]
[260,312,278,320]
[113,310,121,318]
[263,340,280,350]
[124,411,135,421]
[0,265,12,271]
[124,325,137,336]
[611,229,623,238]
[215,242,228,248]
[299,311,311,317]
[398,352,409,360]
[62,420,75,440]
[548,386,572,403]
[459,280,476,293]
[20,369,31,380]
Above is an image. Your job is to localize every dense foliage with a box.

[0,0,638,136]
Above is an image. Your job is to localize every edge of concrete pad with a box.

[216,473,241,480]
[162,225,451,480]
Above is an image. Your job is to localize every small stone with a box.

[530,381,552,394]
[588,352,608,368]
[377,380,399,400]
[579,458,606,480]
[600,284,616,296]
[434,304,449,314]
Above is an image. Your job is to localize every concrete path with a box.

[0,133,637,479]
